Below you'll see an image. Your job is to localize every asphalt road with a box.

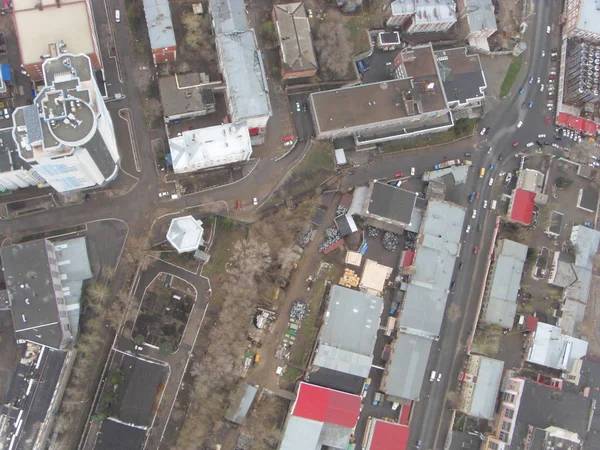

[406,1,564,449]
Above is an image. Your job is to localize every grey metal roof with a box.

[527,322,588,371]
[224,383,258,424]
[53,237,92,282]
[210,0,249,34]
[559,298,586,336]
[572,225,600,270]
[483,239,527,328]
[1,240,64,349]
[579,186,598,212]
[142,0,176,50]
[280,416,323,450]
[319,285,383,356]
[273,3,318,73]
[366,182,417,225]
[398,200,466,338]
[382,333,432,400]
[462,0,497,34]
[349,186,369,216]
[468,356,503,420]
[313,344,373,378]
[216,30,272,122]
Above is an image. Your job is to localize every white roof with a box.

[359,259,392,294]
[527,322,588,371]
[169,123,252,173]
[335,148,347,165]
[413,0,457,25]
[345,251,362,267]
[575,0,600,36]
[167,216,204,253]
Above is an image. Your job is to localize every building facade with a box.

[11,53,120,193]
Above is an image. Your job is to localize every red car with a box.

[545,116,551,125]
[283,135,293,142]
[395,172,404,178]
[475,192,480,200]
[512,141,520,147]
[236,200,241,210]
[473,246,479,254]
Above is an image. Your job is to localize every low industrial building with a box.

[310,44,453,146]
[311,285,383,382]
[142,0,177,64]
[1,237,92,350]
[211,0,272,144]
[387,0,457,33]
[382,199,466,401]
[526,322,588,372]
[273,2,318,79]
[434,47,487,118]
[457,355,504,420]
[480,239,528,329]
[359,259,392,296]
[456,0,497,51]
[167,216,204,253]
[359,181,419,233]
[278,382,362,450]
[577,186,598,213]
[362,418,410,450]
[158,74,216,123]
[224,383,258,424]
[168,122,252,173]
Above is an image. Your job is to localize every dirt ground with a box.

[488,0,526,51]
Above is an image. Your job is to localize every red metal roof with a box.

[557,112,598,135]
[366,419,410,450]
[401,250,415,267]
[525,315,539,332]
[399,402,411,425]
[510,189,536,225]
[292,382,361,428]
[322,239,344,254]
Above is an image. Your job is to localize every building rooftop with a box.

[142,0,176,50]
[216,30,272,122]
[313,285,382,377]
[468,356,504,420]
[574,0,600,36]
[383,333,433,400]
[519,168,545,193]
[96,419,147,450]
[363,419,410,450]
[412,0,457,26]
[359,259,393,296]
[13,0,96,67]
[483,239,528,328]
[510,189,536,225]
[527,322,588,371]
[366,182,417,226]
[210,0,249,34]
[169,122,252,174]
[167,216,204,253]
[280,382,361,450]
[158,74,215,119]
[224,383,258,424]
[571,225,600,270]
[273,2,317,74]
[434,47,486,105]
[579,187,598,212]
[462,0,497,33]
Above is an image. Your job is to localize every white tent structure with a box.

[167,216,204,253]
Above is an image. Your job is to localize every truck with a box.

[434,159,460,170]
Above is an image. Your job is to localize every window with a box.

[488,442,499,450]
[501,420,511,432]
[503,393,515,403]
[503,408,514,419]
[63,324,70,332]
[499,431,509,443]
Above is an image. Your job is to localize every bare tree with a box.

[314,10,353,78]
[181,13,217,64]
[228,239,272,280]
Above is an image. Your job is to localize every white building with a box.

[167,216,204,253]
[169,122,252,173]
[11,53,119,193]
[388,0,457,33]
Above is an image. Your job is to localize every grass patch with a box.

[381,118,478,153]
[282,366,303,380]
[201,218,248,304]
[499,55,523,99]
[348,16,373,55]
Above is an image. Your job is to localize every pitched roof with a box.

[510,189,536,225]
[366,182,417,225]
[273,2,317,73]
[292,382,361,428]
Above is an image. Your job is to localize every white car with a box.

[537,77,541,84]
[115,9,120,22]
[547,25,551,34]
[540,84,545,92]
[411,167,416,176]
[437,373,442,382]
[526,142,534,147]
[576,135,582,143]
[480,127,488,135]
[158,191,169,197]
[489,177,494,186]
[295,102,301,112]
[541,51,546,57]
[253,197,258,205]
[465,225,471,233]
[538,134,546,138]
[283,140,293,147]
[517,121,523,128]
[505,172,513,184]
[483,200,488,209]
[547,103,553,110]
[472,209,477,219]
[430,371,437,381]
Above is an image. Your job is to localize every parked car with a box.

[519,87,525,94]
[430,371,437,381]
[394,172,403,178]
[389,301,400,316]
[489,163,495,171]
[372,392,383,406]
[115,9,120,22]
[480,127,488,135]
[469,192,476,203]
[236,200,242,210]
[528,101,534,108]
[483,200,488,209]
[547,25,551,33]
[472,209,477,219]
[546,116,551,125]
[517,121,523,128]
[465,225,471,233]
[475,192,480,200]
[487,146,493,154]
[489,177,494,186]
[253,197,258,205]
[513,141,520,147]
[411,167,416,176]
[473,246,479,254]
[464,152,472,157]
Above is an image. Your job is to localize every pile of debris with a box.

[319,227,341,252]
[339,268,360,288]
[299,229,316,248]
[290,301,307,321]
[382,231,400,252]
[405,231,417,250]
[367,226,379,238]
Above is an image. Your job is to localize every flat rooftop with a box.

[142,0,176,50]
[14,0,96,66]
[366,182,417,225]
[575,0,600,36]
[434,47,486,105]
[158,74,215,118]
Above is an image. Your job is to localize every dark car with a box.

[498,154,504,161]
[477,223,483,232]
[459,262,464,270]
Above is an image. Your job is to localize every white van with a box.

[491,200,497,210]
[115,9,121,22]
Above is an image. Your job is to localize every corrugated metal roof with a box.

[292,382,361,427]
[364,419,410,450]
[571,225,600,270]
[167,216,204,253]
[383,334,432,400]
[224,383,258,424]
[319,285,383,356]
[142,0,176,50]
[313,345,373,378]
[279,416,322,450]
[216,30,272,121]
[468,356,504,420]
[210,0,249,34]
[527,322,588,371]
